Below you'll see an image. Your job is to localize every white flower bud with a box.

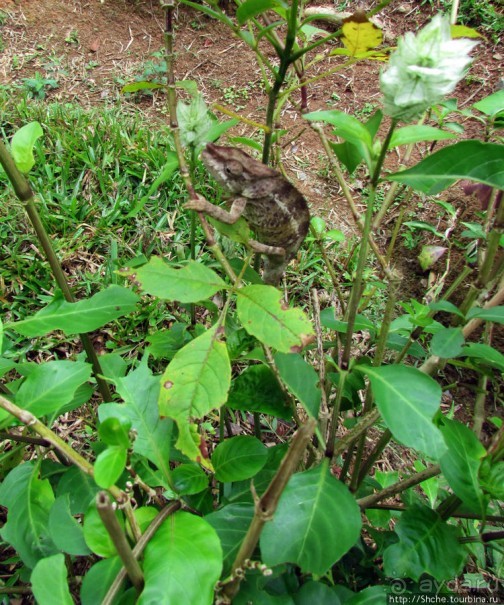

[380,14,478,122]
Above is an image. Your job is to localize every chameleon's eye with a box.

[225,161,243,176]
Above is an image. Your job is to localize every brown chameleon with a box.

[184,143,310,285]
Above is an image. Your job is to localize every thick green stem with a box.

[0,139,112,402]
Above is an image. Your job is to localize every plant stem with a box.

[97,492,144,592]
[222,418,316,601]
[0,139,112,402]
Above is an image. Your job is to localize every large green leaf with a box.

[430,327,465,358]
[274,352,321,418]
[304,110,373,148]
[159,326,231,468]
[172,463,209,495]
[48,494,91,556]
[212,435,268,482]
[439,418,488,514]
[31,554,73,605]
[293,581,344,604]
[139,511,222,605]
[15,360,92,417]
[261,461,361,574]
[8,285,139,337]
[93,446,127,488]
[473,89,504,116]
[457,343,504,371]
[206,503,254,576]
[387,141,504,195]
[383,504,465,581]
[55,467,99,515]
[120,257,227,303]
[466,306,504,325]
[236,285,314,353]
[0,462,57,568]
[236,0,282,24]
[100,360,172,481]
[359,365,446,459]
[228,364,292,419]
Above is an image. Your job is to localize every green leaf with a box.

[430,327,465,358]
[439,418,488,515]
[383,504,465,581]
[389,125,456,148]
[261,461,361,574]
[387,141,504,195]
[236,285,314,353]
[98,416,131,448]
[228,364,292,419]
[213,436,268,482]
[457,343,504,371]
[274,353,321,418]
[48,494,91,556]
[358,365,446,459]
[294,581,344,605]
[80,557,123,605]
[0,463,57,568]
[320,308,376,335]
[120,257,227,303]
[100,359,172,483]
[56,467,99,515]
[83,503,124,557]
[11,121,44,173]
[479,459,504,499]
[8,285,139,337]
[172,463,209,495]
[159,326,231,468]
[304,110,373,148]
[31,554,73,605]
[147,323,191,360]
[345,586,388,605]
[206,503,254,576]
[139,511,222,605]
[121,81,166,93]
[94,446,127,488]
[14,360,92,418]
[428,300,465,318]
[473,90,504,117]
[237,0,281,24]
[208,215,252,246]
[466,306,504,325]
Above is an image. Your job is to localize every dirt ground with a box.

[1,0,502,225]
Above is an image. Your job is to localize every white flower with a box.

[177,95,212,147]
[380,14,478,122]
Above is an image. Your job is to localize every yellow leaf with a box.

[341,11,383,56]
[450,24,484,39]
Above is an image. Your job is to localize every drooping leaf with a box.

[450,24,484,39]
[48,494,91,556]
[387,141,504,195]
[159,326,231,468]
[206,503,254,576]
[120,257,227,303]
[304,110,373,148]
[359,365,446,458]
[389,125,456,148]
[466,306,504,325]
[15,360,92,417]
[0,462,57,568]
[274,352,321,418]
[100,360,173,482]
[11,121,44,173]
[228,364,292,419]
[457,343,504,371]
[383,504,465,581]
[55,467,99,515]
[8,286,139,337]
[341,12,383,55]
[430,327,465,358]
[31,554,73,605]
[261,461,361,574]
[236,285,314,353]
[80,557,123,605]
[439,418,488,514]
[138,511,222,605]
[213,436,268,482]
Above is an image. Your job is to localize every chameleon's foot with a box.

[183,194,211,213]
